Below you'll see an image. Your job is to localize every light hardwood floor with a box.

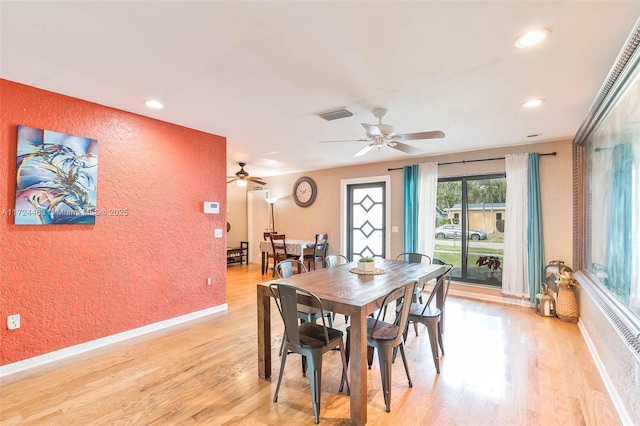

[1,264,619,425]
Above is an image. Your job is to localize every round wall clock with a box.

[292,176,317,207]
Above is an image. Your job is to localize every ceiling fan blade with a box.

[361,123,382,138]
[353,143,375,157]
[395,130,445,141]
[318,139,370,143]
[227,178,238,184]
[389,141,424,156]
[247,177,267,185]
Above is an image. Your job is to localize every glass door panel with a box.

[465,177,506,285]
[347,182,385,260]
[436,175,505,286]
[435,180,462,279]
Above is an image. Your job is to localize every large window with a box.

[436,174,506,286]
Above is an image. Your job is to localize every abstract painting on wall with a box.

[15,125,98,225]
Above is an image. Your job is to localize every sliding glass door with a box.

[435,174,506,286]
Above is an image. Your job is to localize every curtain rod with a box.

[387,151,557,171]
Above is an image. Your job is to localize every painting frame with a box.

[15,125,98,225]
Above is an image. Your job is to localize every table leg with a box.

[257,289,271,379]
[349,309,367,425]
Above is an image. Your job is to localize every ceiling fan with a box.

[227,162,266,187]
[319,108,445,157]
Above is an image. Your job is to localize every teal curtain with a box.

[403,165,419,253]
[527,153,545,302]
[606,144,633,303]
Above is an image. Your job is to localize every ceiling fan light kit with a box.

[227,162,266,186]
[319,107,445,157]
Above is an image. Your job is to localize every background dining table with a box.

[259,239,315,274]
[256,258,446,425]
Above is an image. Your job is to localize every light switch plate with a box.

[7,314,20,330]
[214,229,223,238]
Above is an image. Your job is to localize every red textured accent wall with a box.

[0,79,227,365]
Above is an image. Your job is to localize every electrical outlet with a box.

[207,277,212,286]
[7,314,20,330]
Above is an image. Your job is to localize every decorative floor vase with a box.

[556,285,579,323]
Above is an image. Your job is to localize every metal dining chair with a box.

[275,260,334,358]
[343,280,417,412]
[324,253,351,323]
[269,282,350,424]
[325,253,349,268]
[403,264,454,373]
[395,252,432,303]
[394,252,433,335]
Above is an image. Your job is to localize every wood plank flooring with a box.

[1,264,619,425]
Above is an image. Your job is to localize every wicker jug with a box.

[556,285,579,323]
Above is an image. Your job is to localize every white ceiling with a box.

[2,1,639,179]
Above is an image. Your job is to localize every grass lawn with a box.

[434,239,503,278]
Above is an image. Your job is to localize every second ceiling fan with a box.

[320,108,445,157]
[227,162,266,186]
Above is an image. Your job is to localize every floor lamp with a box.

[265,197,278,232]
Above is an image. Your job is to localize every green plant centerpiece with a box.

[476,255,502,278]
[357,256,376,272]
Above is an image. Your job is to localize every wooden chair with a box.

[403,265,453,373]
[325,253,349,268]
[343,280,417,412]
[269,282,350,424]
[262,231,278,274]
[303,233,328,270]
[270,234,298,277]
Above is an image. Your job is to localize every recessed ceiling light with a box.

[515,28,551,48]
[145,100,164,109]
[522,99,545,108]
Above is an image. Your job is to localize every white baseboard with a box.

[0,304,228,378]
[578,320,633,425]
[449,287,532,307]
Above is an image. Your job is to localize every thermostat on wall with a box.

[203,201,220,214]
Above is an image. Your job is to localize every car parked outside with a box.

[435,224,487,240]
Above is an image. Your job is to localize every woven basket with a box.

[556,285,579,323]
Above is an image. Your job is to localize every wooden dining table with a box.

[259,239,315,275]
[256,258,446,425]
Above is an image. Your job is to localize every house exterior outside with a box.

[446,202,505,233]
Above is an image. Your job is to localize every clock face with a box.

[293,177,317,207]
